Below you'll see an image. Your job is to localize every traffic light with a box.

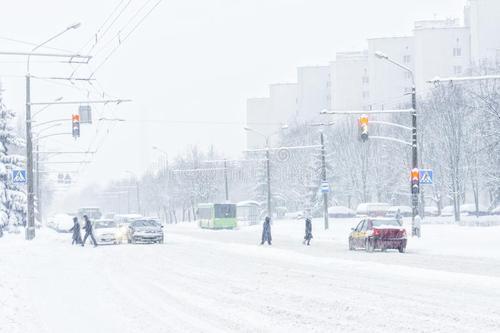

[411,168,419,194]
[358,115,369,142]
[72,114,80,138]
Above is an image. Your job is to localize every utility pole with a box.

[411,86,419,233]
[320,131,329,230]
[25,74,36,239]
[35,144,41,224]
[266,145,272,218]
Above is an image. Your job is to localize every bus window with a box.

[214,204,236,218]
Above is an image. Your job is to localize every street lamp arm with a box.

[374,51,414,85]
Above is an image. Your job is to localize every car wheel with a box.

[348,238,354,251]
[398,246,406,253]
[365,239,374,253]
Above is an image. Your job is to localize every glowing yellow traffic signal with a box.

[359,115,369,142]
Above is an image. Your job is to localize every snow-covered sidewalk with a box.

[1,220,500,333]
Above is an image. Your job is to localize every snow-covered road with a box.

[1,219,500,333]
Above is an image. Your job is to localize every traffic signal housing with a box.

[359,115,369,142]
[72,114,80,138]
[411,168,419,194]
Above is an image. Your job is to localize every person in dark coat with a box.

[303,218,313,245]
[260,216,272,245]
[81,215,98,247]
[69,217,82,245]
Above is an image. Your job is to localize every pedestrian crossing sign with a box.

[320,181,330,193]
[12,170,27,185]
[419,169,433,185]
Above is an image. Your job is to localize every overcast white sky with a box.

[0,0,466,189]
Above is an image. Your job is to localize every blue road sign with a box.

[12,170,27,185]
[419,169,433,185]
[320,181,330,193]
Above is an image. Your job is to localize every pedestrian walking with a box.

[69,217,82,245]
[81,215,98,247]
[395,208,403,225]
[303,217,313,246]
[260,216,272,245]
[412,215,422,238]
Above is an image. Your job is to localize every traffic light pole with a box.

[411,87,419,233]
[25,74,36,240]
[320,132,329,230]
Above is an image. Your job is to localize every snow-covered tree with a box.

[0,82,27,226]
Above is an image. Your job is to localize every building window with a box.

[453,48,462,57]
[362,76,369,84]
[403,55,411,63]
[454,65,462,75]
[362,91,370,99]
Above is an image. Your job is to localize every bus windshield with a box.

[214,204,236,219]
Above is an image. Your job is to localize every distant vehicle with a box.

[349,218,407,253]
[77,207,102,221]
[441,204,489,217]
[328,206,356,218]
[356,203,390,217]
[460,203,489,216]
[114,214,143,242]
[287,211,305,220]
[93,219,119,245]
[386,206,412,218]
[237,201,261,226]
[127,219,164,244]
[50,214,74,233]
[197,203,237,229]
[441,205,455,217]
[424,206,440,217]
[103,212,116,220]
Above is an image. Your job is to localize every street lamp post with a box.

[24,23,81,240]
[244,125,288,218]
[375,51,419,233]
[310,122,334,230]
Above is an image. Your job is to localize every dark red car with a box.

[349,218,407,253]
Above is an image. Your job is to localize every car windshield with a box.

[371,219,401,227]
[94,221,116,229]
[131,220,160,227]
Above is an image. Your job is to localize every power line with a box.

[0,36,75,53]
[89,0,163,78]
[71,0,131,78]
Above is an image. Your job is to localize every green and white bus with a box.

[197,203,237,229]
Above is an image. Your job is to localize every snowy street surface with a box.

[2,218,500,333]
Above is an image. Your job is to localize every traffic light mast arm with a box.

[370,121,412,131]
[369,136,412,146]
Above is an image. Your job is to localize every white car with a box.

[93,219,119,245]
